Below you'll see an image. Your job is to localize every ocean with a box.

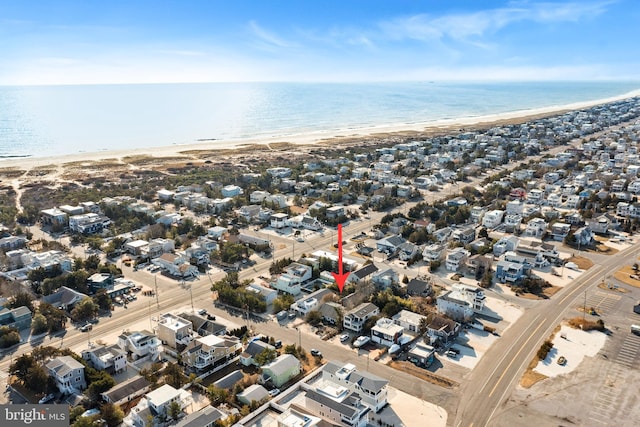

[1,81,639,160]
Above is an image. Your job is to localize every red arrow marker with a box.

[332,223,350,293]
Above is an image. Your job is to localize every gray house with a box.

[0,306,32,331]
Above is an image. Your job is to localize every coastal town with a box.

[1,96,640,427]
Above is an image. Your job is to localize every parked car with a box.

[445,350,457,358]
[276,310,288,321]
[38,393,55,404]
[274,340,283,349]
[80,323,93,332]
[207,314,216,321]
[268,388,280,397]
[353,336,370,348]
[339,333,350,343]
[198,309,207,316]
[310,349,322,358]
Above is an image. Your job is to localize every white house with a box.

[482,210,504,229]
[445,248,470,272]
[370,318,404,347]
[81,344,126,375]
[343,303,380,333]
[151,253,198,278]
[117,330,162,361]
[525,218,548,237]
[126,384,191,427]
[270,213,289,229]
[273,263,312,296]
[221,185,243,198]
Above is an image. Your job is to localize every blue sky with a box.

[1,0,639,84]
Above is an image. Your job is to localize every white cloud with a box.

[379,1,611,42]
[248,20,297,49]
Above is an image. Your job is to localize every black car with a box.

[274,340,282,349]
[310,349,322,357]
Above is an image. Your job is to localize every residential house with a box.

[40,208,68,227]
[221,185,243,198]
[207,226,227,240]
[426,316,461,346]
[68,213,111,235]
[574,226,594,247]
[493,236,520,256]
[246,283,278,305]
[290,288,332,317]
[82,344,126,375]
[375,235,406,254]
[273,262,312,296]
[347,263,379,285]
[157,313,195,351]
[405,278,432,297]
[303,389,369,427]
[398,242,419,261]
[465,254,492,279]
[259,354,301,387]
[117,330,162,361]
[174,406,227,427]
[237,384,269,406]
[524,218,548,238]
[343,303,380,333]
[503,214,522,232]
[319,302,344,326]
[436,284,486,322]
[370,318,404,347]
[126,384,191,427]
[550,222,571,241]
[587,215,610,234]
[371,268,398,289]
[496,260,527,284]
[45,356,87,394]
[392,310,427,335]
[445,248,470,272]
[470,206,487,223]
[101,376,151,406]
[270,213,289,229]
[151,253,198,278]
[239,340,275,367]
[482,210,504,229]
[407,342,436,367]
[42,286,87,311]
[181,335,242,371]
[422,244,446,263]
[452,226,476,245]
[320,361,388,413]
[0,306,32,331]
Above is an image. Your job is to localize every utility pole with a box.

[155,274,159,309]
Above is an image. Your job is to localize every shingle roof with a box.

[305,389,358,418]
[102,376,150,403]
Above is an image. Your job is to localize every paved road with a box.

[454,240,640,427]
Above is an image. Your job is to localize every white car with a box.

[39,393,55,404]
[353,336,370,348]
[268,388,280,397]
[339,333,350,343]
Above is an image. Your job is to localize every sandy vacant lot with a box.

[533,324,607,377]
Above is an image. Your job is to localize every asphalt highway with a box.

[454,240,640,427]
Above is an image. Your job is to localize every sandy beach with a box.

[1,88,639,175]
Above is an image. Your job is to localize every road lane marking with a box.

[488,318,547,398]
[478,313,541,395]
